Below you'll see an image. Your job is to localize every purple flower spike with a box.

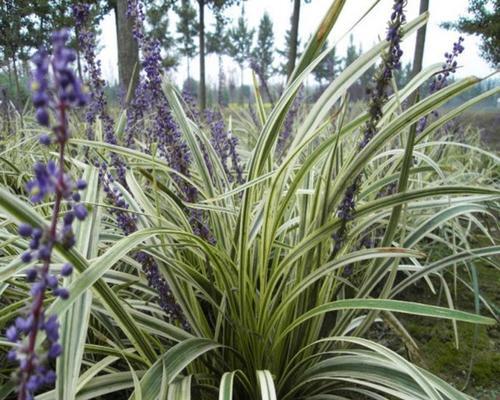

[331,0,406,257]
[8,29,88,400]
[417,37,465,133]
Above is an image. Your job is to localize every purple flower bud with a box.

[32,228,42,240]
[63,212,75,225]
[48,342,62,358]
[19,224,33,237]
[61,263,73,277]
[76,179,87,190]
[38,245,51,261]
[7,350,17,362]
[46,274,58,289]
[43,315,59,341]
[31,281,46,296]
[6,325,18,342]
[26,375,43,391]
[54,288,69,299]
[35,108,50,127]
[16,316,32,333]
[73,203,87,220]
[39,134,52,146]
[22,251,33,263]
[26,268,38,282]
[44,370,56,384]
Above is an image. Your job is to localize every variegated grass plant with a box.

[0,0,499,399]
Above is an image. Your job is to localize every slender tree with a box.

[207,12,229,105]
[287,0,301,80]
[196,0,240,109]
[228,5,254,101]
[252,12,275,81]
[286,0,312,80]
[344,34,360,68]
[277,29,301,79]
[251,12,275,103]
[176,0,198,80]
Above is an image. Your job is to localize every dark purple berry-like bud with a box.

[43,316,59,341]
[63,212,75,225]
[39,134,52,146]
[26,375,43,391]
[61,263,73,277]
[19,224,33,237]
[46,274,58,289]
[44,370,56,384]
[73,203,87,220]
[26,268,38,282]
[35,108,50,127]
[7,350,17,362]
[48,342,62,359]
[76,179,87,190]
[16,316,32,333]
[54,288,69,299]
[32,228,42,240]
[38,245,51,261]
[6,326,18,342]
[21,251,33,263]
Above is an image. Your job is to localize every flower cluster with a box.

[205,109,244,184]
[73,4,127,183]
[127,0,192,187]
[417,37,465,133]
[358,0,405,150]
[331,0,406,258]
[124,79,149,149]
[7,30,87,400]
[32,31,87,131]
[73,3,188,322]
[127,0,216,242]
[182,89,201,124]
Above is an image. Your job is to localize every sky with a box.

[97,0,496,87]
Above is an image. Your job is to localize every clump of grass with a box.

[0,0,498,399]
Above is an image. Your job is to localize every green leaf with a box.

[278,299,496,344]
[130,338,222,400]
[256,370,277,400]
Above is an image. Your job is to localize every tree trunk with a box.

[115,0,139,102]
[11,53,21,107]
[240,65,244,104]
[411,0,429,80]
[218,55,224,106]
[287,0,301,81]
[7,59,13,88]
[198,0,206,110]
